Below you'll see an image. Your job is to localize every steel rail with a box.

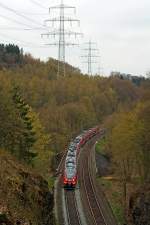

[82,146,108,225]
[65,191,82,225]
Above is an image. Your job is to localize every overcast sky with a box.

[0,0,150,76]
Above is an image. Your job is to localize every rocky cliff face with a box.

[0,151,54,225]
[129,185,150,225]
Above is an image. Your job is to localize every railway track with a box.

[82,146,107,225]
[65,190,82,225]
[55,133,117,225]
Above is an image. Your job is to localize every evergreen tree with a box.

[12,86,37,163]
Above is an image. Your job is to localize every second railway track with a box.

[78,135,116,225]
[82,145,107,225]
[65,190,82,225]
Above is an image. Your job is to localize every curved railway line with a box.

[65,191,82,225]
[81,143,107,225]
[55,133,117,225]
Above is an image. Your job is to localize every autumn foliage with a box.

[0,45,149,182]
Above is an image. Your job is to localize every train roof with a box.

[67,151,76,157]
[66,157,76,164]
[66,162,76,168]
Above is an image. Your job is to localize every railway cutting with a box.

[54,127,117,225]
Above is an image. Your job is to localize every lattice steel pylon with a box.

[41,0,82,77]
[82,40,100,75]
[97,65,104,76]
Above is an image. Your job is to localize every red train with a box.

[62,126,102,189]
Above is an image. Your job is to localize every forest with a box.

[103,80,150,224]
[0,44,149,224]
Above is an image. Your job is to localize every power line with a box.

[41,0,82,77]
[0,38,49,48]
[28,0,47,9]
[0,2,45,28]
[0,27,46,31]
[0,14,44,29]
[0,32,40,47]
[21,12,49,16]
[0,31,52,48]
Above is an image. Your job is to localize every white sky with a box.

[0,0,150,76]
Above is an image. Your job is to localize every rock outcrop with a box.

[129,184,150,225]
[0,151,54,225]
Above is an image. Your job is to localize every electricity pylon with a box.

[97,65,104,76]
[82,40,99,75]
[41,0,82,77]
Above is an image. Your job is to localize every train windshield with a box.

[65,167,76,179]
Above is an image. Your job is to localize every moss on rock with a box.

[0,151,54,225]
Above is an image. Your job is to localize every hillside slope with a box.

[129,185,150,225]
[0,151,54,225]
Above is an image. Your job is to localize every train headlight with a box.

[64,177,68,184]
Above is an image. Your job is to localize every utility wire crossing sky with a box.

[0,0,150,76]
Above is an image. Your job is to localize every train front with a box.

[63,164,77,189]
